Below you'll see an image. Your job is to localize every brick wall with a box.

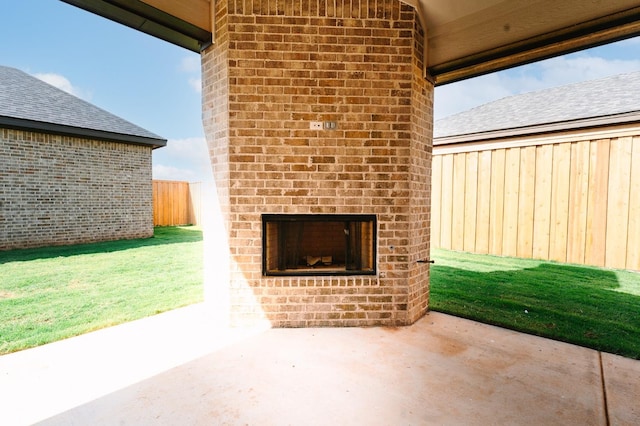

[0,128,153,250]
[202,0,432,327]
[407,14,432,322]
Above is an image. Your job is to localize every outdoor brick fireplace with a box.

[202,0,433,327]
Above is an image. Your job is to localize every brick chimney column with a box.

[201,0,433,327]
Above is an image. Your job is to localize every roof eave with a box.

[434,111,640,145]
[60,0,212,53]
[0,116,167,149]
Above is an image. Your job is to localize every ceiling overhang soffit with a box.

[424,1,640,85]
[61,0,640,85]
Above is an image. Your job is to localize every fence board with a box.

[549,143,571,262]
[567,141,590,264]
[431,155,442,248]
[517,145,536,258]
[502,148,520,257]
[605,137,633,269]
[189,182,202,225]
[533,144,553,260]
[178,183,188,224]
[585,139,610,267]
[464,152,479,252]
[489,149,506,255]
[626,136,640,270]
[476,150,492,254]
[452,153,466,251]
[440,154,454,249]
[152,182,159,225]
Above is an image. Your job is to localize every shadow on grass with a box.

[430,261,640,359]
[0,226,203,264]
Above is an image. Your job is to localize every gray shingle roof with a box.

[434,71,640,140]
[0,65,166,147]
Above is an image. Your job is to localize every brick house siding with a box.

[0,128,153,250]
[203,0,433,327]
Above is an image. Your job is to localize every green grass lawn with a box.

[0,226,204,355]
[4,232,639,359]
[430,248,640,359]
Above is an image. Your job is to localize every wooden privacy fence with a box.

[431,128,640,271]
[153,180,202,226]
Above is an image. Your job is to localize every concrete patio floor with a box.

[1,303,638,425]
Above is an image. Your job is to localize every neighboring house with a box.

[432,71,640,271]
[0,65,166,250]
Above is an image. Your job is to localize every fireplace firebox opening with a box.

[262,214,377,276]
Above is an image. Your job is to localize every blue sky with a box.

[3,2,640,183]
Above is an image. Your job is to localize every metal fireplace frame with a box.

[262,214,377,276]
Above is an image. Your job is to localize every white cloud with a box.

[153,164,204,182]
[152,137,213,183]
[179,55,202,94]
[188,77,202,93]
[180,55,201,73]
[434,52,640,120]
[33,73,91,100]
[533,55,640,88]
